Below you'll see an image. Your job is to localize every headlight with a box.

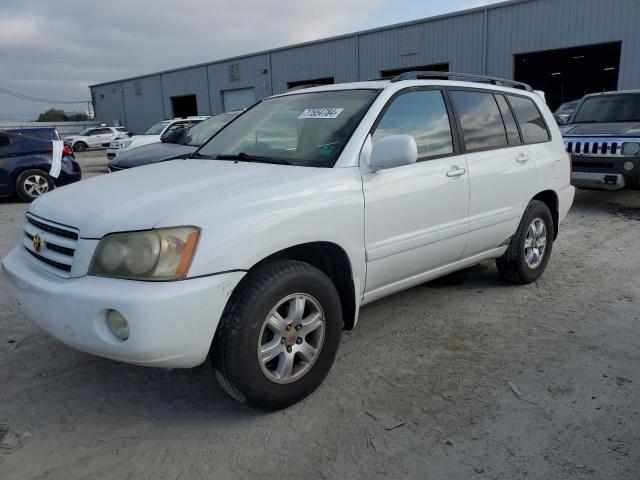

[622,142,640,156]
[89,227,200,280]
[119,140,132,148]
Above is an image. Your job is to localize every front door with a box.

[362,89,469,296]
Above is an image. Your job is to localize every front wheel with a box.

[73,141,87,152]
[211,260,343,410]
[496,200,554,284]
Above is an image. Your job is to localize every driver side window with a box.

[372,90,454,160]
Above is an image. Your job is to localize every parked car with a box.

[2,72,574,409]
[562,90,640,190]
[65,126,129,152]
[553,100,579,125]
[106,117,208,159]
[6,127,61,141]
[107,112,240,172]
[0,130,81,202]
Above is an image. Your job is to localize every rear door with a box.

[362,88,469,295]
[448,89,538,257]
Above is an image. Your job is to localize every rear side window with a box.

[495,95,522,146]
[507,96,550,144]
[372,90,454,160]
[450,90,507,151]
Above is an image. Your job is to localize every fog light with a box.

[106,310,129,341]
[623,161,634,171]
[622,142,640,156]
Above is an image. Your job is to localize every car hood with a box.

[120,135,161,146]
[110,143,196,168]
[561,122,640,137]
[29,159,345,238]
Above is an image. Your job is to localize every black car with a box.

[553,100,579,125]
[562,90,640,191]
[0,130,81,202]
[107,112,240,172]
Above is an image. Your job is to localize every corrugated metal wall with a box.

[485,0,640,85]
[92,0,640,131]
[270,37,358,92]
[121,76,164,134]
[161,66,212,117]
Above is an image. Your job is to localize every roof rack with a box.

[390,71,532,91]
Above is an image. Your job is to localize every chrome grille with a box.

[564,137,632,157]
[23,213,79,277]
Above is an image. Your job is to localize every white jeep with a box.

[2,73,574,410]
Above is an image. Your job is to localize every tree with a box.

[68,112,89,121]
[37,109,68,122]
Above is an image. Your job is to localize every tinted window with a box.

[0,134,10,148]
[372,90,453,159]
[495,95,522,145]
[508,96,550,143]
[450,90,507,151]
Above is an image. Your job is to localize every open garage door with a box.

[171,95,198,117]
[514,42,621,111]
[222,88,256,112]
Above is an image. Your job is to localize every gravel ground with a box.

[1,152,639,479]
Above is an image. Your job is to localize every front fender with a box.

[168,167,367,293]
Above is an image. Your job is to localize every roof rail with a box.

[390,71,532,91]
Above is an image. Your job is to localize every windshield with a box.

[573,95,640,123]
[78,128,91,136]
[555,101,578,114]
[145,120,171,135]
[181,113,238,147]
[196,89,379,167]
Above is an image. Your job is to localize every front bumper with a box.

[571,172,626,191]
[106,148,120,159]
[2,247,245,368]
[570,155,639,190]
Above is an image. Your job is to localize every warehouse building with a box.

[90,0,640,134]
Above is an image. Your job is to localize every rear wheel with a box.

[73,141,87,152]
[16,169,54,202]
[211,260,343,410]
[496,200,554,284]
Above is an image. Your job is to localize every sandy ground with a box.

[1,152,639,479]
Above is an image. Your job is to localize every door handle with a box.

[446,166,466,177]
[516,153,530,163]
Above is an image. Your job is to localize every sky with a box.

[0,0,499,121]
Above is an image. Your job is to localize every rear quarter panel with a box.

[532,95,572,193]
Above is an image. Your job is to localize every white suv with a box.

[2,73,574,410]
[65,126,128,152]
[107,116,208,159]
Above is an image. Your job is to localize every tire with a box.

[496,200,554,284]
[16,169,54,202]
[73,141,87,152]
[211,260,343,410]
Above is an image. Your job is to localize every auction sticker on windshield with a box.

[298,108,344,119]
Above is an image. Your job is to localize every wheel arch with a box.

[532,190,559,239]
[248,241,358,331]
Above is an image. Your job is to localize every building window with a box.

[229,63,240,81]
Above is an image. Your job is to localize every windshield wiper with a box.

[191,151,215,159]
[215,152,292,165]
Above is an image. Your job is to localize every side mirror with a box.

[369,135,418,170]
